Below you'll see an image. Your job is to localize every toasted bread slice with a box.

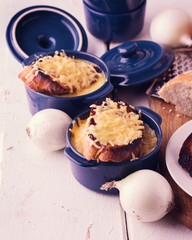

[18,52,105,96]
[178,132,192,176]
[18,65,70,95]
[83,98,144,163]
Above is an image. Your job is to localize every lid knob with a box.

[117,42,137,58]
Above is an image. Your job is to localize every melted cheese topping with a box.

[70,119,157,158]
[86,98,144,147]
[31,51,107,96]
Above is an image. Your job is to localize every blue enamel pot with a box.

[83,0,146,42]
[6,6,113,118]
[22,51,113,118]
[64,106,162,194]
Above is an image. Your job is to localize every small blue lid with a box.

[101,41,174,87]
[6,5,88,63]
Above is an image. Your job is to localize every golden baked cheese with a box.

[86,98,144,148]
[23,51,107,96]
[70,117,157,158]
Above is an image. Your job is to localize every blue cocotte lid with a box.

[101,41,174,87]
[6,5,88,63]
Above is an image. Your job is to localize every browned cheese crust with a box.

[83,103,144,163]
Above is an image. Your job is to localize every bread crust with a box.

[83,101,144,163]
[158,71,192,117]
[159,71,192,93]
[18,65,71,96]
[158,71,192,99]
[83,136,143,163]
[178,132,192,176]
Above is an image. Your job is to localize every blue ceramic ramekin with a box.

[64,106,162,194]
[22,51,113,118]
[83,0,146,42]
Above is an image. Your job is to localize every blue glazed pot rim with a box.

[83,0,146,16]
[65,106,162,167]
[6,5,88,63]
[22,50,112,99]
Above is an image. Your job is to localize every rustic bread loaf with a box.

[158,71,192,117]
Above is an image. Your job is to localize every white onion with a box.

[26,109,72,151]
[101,169,174,222]
[150,8,192,48]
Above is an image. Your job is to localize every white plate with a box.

[166,120,192,196]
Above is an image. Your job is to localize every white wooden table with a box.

[0,0,192,239]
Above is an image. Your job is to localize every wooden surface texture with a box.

[148,95,192,229]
